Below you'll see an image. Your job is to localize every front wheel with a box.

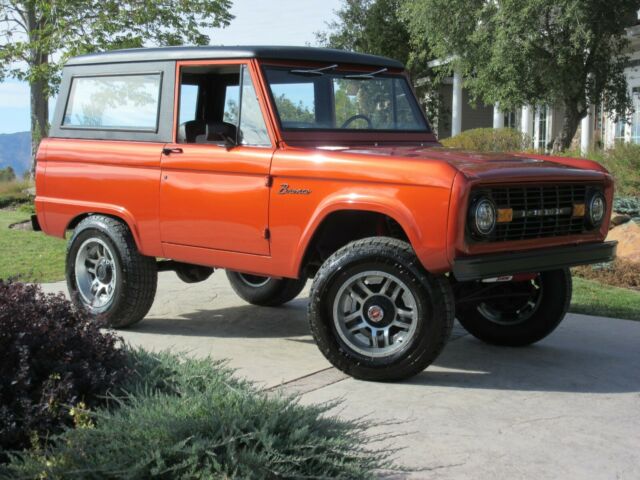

[225,271,306,306]
[455,269,572,346]
[309,237,455,382]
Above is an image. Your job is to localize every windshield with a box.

[264,67,429,132]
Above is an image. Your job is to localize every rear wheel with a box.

[225,271,306,306]
[309,237,454,382]
[66,215,157,328]
[455,269,572,346]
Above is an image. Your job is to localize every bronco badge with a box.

[278,184,312,195]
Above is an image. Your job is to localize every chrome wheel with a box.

[74,238,117,309]
[332,271,419,358]
[237,273,270,288]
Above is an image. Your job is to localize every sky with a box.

[0,0,343,134]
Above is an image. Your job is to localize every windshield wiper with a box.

[289,64,339,76]
[344,67,388,80]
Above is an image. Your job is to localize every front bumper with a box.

[452,241,617,281]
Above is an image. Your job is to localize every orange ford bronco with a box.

[34,46,616,381]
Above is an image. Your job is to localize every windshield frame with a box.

[259,61,435,145]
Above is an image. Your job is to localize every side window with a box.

[238,66,271,146]
[176,65,270,147]
[63,74,161,130]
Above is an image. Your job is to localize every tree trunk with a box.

[29,75,48,176]
[552,105,584,153]
[27,5,49,177]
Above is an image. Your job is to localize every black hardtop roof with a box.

[66,45,405,69]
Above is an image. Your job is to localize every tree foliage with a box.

[0,0,234,167]
[315,0,443,127]
[402,0,640,150]
[316,0,430,78]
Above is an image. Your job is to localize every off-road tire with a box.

[226,271,306,306]
[308,237,454,382]
[66,215,157,328]
[455,269,572,346]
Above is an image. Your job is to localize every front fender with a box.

[280,183,453,276]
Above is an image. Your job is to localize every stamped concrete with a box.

[41,271,640,479]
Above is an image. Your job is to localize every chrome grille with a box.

[476,184,597,242]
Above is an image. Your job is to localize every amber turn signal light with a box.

[497,208,513,223]
[572,203,586,217]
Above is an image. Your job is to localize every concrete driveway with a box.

[41,271,640,479]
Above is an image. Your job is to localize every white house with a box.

[432,16,640,154]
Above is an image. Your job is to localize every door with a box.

[160,61,274,256]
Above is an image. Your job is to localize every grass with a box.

[0,209,66,283]
[571,277,640,321]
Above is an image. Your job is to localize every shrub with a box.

[0,282,128,457]
[562,143,640,197]
[2,349,397,479]
[596,143,640,197]
[0,180,32,209]
[573,259,640,290]
[441,127,531,152]
[613,196,640,217]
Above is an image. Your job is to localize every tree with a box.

[316,0,435,81]
[0,0,234,170]
[0,166,17,182]
[316,0,426,75]
[403,0,639,151]
[315,0,442,126]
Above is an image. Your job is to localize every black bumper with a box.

[452,241,617,281]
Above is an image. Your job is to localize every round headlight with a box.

[471,197,497,236]
[588,191,606,227]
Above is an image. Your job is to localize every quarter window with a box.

[179,84,199,125]
[63,74,161,130]
[239,66,271,146]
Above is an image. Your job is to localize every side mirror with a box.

[206,122,238,148]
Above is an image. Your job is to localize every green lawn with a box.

[0,209,66,283]
[571,277,640,321]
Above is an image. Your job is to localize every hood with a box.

[317,145,607,182]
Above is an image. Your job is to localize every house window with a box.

[535,106,548,150]
[615,119,626,142]
[631,88,640,144]
[504,111,517,129]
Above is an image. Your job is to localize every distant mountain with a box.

[0,131,31,177]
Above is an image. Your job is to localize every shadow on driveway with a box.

[130,298,310,339]
[130,300,640,395]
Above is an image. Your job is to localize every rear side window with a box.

[63,74,162,130]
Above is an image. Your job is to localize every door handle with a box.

[162,147,183,155]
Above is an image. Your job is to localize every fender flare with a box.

[291,192,427,275]
[52,199,144,250]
